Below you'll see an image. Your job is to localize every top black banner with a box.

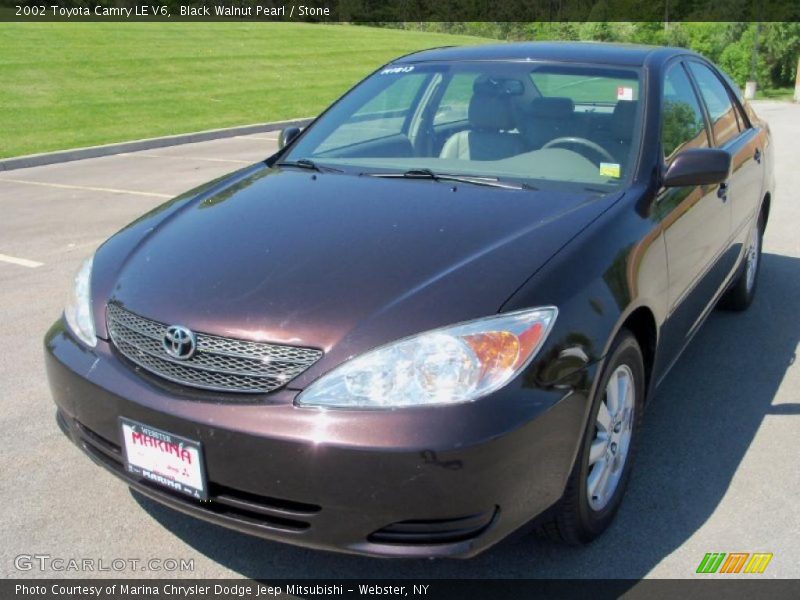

[2,0,799,22]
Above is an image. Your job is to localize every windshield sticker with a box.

[380,66,415,75]
[616,86,634,101]
[600,162,621,178]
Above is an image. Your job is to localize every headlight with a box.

[296,307,557,409]
[64,256,97,347]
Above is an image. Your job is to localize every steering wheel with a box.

[541,136,616,164]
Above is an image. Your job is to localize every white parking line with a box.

[0,253,43,268]
[136,153,253,164]
[0,178,172,199]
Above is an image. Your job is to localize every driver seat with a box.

[439,91,525,161]
[521,97,575,149]
[604,100,638,162]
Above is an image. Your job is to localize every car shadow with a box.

[132,252,800,578]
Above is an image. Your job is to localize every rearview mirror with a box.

[474,77,525,96]
[663,148,731,187]
[278,126,302,149]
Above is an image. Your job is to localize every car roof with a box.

[393,41,692,67]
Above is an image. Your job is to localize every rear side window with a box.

[434,73,478,125]
[661,63,709,161]
[687,62,741,146]
[530,70,640,104]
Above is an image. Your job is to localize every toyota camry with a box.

[46,42,773,558]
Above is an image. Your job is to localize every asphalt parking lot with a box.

[1,101,798,580]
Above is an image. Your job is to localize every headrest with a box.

[468,92,516,131]
[529,97,575,119]
[612,100,638,140]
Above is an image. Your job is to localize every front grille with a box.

[70,416,319,533]
[106,303,322,393]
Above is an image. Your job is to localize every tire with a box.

[718,215,763,311]
[535,330,645,544]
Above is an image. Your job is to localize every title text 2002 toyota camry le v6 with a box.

[46,42,773,558]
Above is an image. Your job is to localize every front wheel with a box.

[535,330,644,544]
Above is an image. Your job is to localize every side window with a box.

[354,73,426,121]
[718,68,750,130]
[661,63,709,161]
[433,73,478,125]
[687,62,741,146]
[316,74,427,152]
[732,98,749,132]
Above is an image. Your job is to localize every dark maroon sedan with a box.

[46,42,773,557]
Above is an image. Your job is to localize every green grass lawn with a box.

[0,23,484,158]
[755,86,795,101]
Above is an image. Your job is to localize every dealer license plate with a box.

[120,418,207,500]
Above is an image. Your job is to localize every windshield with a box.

[283,61,643,191]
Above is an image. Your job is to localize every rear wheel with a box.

[719,216,763,311]
[535,330,644,544]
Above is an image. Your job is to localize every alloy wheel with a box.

[587,364,636,511]
[745,225,760,294]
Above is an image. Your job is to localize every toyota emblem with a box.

[163,325,196,360]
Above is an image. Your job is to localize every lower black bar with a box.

[4,579,800,600]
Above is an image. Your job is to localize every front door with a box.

[657,61,732,366]
[686,60,765,258]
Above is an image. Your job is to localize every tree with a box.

[762,22,800,87]
[718,25,769,87]
[384,20,799,89]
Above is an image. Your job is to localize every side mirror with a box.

[278,126,302,149]
[663,148,731,187]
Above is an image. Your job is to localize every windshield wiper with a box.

[364,169,536,191]
[276,158,343,173]
[401,168,442,180]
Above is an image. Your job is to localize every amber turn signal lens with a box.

[463,331,520,373]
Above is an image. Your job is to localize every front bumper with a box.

[45,321,591,558]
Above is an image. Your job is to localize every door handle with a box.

[754,148,762,163]
[717,182,729,202]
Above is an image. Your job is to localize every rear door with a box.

[685,60,765,255]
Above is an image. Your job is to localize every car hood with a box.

[97,165,621,387]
